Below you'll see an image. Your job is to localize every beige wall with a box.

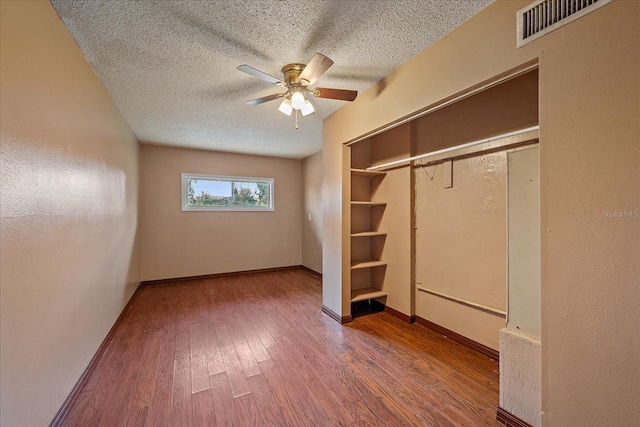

[412,70,538,350]
[322,142,351,315]
[538,5,639,423]
[323,1,639,425]
[501,328,541,427]
[412,69,539,154]
[0,2,140,426]
[140,145,302,280]
[415,151,508,351]
[302,151,323,274]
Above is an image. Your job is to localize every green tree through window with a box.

[182,174,273,211]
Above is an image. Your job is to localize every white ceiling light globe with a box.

[291,91,305,110]
[301,99,315,117]
[278,98,293,116]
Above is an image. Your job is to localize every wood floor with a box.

[60,269,501,426]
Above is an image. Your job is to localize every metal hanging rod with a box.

[416,286,506,317]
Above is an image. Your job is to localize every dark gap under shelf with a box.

[351,299,385,319]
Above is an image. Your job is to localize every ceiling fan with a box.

[237,53,357,127]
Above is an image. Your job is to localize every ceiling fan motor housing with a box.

[281,63,307,87]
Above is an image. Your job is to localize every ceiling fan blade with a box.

[313,87,358,102]
[237,65,284,86]
[299,53,334,85]
[246,93,284,105]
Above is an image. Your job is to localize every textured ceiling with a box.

[51,0,492,159]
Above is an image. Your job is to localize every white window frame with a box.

[181,173,275,212]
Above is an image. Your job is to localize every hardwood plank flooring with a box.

[59,269,500,426]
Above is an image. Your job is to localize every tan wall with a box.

[538,5,639,423]
[412,69,539,154]
[415,151,508,350]
[500,328,541,427]
[323,1,640,425]
[322,142,351,314]
[302,151,323,274]
[412,70,538,349]
[140,145,302,280]
[0,2,140,426]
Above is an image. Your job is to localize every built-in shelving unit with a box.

[349,166,388,306]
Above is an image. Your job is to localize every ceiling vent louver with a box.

[517,0,612,47]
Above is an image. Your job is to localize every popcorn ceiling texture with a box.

[51,0,492,159]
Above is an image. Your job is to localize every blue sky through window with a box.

[191,179,231,197]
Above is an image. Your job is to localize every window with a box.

[181,173,274,211]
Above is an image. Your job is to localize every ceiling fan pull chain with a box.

[295,109,299,130]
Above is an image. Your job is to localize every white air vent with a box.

[517,0,612,47]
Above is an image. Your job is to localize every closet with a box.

[343,68,540,353]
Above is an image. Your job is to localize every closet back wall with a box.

[140,145,302,281]
[413,70,539,351]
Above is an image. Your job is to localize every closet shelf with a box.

[351,287,388,303]
[351,168,387,177]
[351,260,387,270]
[351,201,387,206]
[351,231,387,238]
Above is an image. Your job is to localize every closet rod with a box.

[416,286,506,317]
[366,125,539,171]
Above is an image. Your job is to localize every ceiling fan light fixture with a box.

[301,99,315,117]
[238,53,357,126]
[291,90,305,110]
[278,98,293,116]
